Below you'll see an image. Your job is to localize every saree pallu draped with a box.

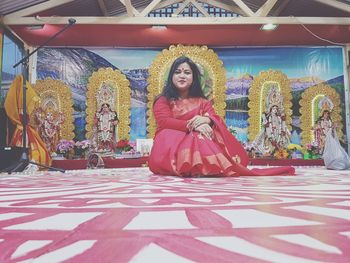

[149,96,294,177]
[4,75,51,166]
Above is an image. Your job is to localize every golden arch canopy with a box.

[147,44,227,138]
[85,67,131,141]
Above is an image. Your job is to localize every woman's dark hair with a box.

[319,110,332,121]
[99,103,110,112]
[160,56,206,100]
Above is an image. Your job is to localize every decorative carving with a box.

[86,67,131,141]
[147,44,227,138]
[299,83,343,147]
[248,70,292,142]
[32,78,74,152]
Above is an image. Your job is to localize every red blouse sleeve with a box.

[153,96,188,132]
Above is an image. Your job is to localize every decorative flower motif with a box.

[287,143,302,152]
[56,139,75,154]
[75,140,91,150]
[74,140,91,157]
[305,141,320,155]
[116,139,133,152]
[274,149,289,159]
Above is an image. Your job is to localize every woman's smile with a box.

[172,62,193,98]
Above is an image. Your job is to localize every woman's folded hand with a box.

[187,115,211,131]
[195,123,213,140]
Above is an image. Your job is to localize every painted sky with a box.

[90,47,345,81]
[89,48,161,70]
[216,47,345,80]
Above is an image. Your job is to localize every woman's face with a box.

[102,104,110,113]
[46,112,53,121]
[172,62,193,96]
[271,105,278,114]
[324,111,329,119]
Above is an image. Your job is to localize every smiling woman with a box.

[146,45,227,138]
[171,62,194,99]
[148,56,295,177]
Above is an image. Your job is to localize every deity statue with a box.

[94,103,119,153]
[313,96,334,153]
[251,86,291,155]
[35,105,65,153]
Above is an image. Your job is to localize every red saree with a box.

[149,96,295,177]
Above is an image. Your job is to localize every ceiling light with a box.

[26,24,45,30]
[151,25,167,30]
[260,23,278,31]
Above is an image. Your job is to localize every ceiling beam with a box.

[123,0,134,17]
[97,0,108,16]
[4,0,75,19]
[139,0,163,17]
[311,0,350,13]
[0,18,29,47]
[199,0,244,16]
[173,0,191,16]
[118,0,139,16]
[156,0,184,10]
[4,16,350,25]
[190,0,210,17]
[272,0,291,16]
[230,0,255,17]
[255,0,279,17]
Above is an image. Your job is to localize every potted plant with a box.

[115,139,134,154]
[305,141,320,159]
[75,140,91,159]
[273,148,289,159]
[56,139,75,159]
[287,144,303,159]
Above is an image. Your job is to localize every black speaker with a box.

[0,108,7,146]
[0,146,24,171]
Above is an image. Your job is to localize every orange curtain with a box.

[4,75,51,166]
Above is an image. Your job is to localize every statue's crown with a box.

[96,83,115,110]
[319,96,333,115]
[266,85,283,112]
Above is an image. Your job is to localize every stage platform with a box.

[51,157,324,170]
[0,167,349,262]
[52,156,149,170]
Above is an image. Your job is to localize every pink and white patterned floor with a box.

[0,167,350,263]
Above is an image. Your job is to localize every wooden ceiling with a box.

[1,0,350,47]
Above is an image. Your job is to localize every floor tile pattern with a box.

[0,167,350,262]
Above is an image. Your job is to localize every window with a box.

[0,33,24,106]
[149,2,239,17]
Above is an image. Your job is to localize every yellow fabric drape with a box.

[4,75,51,166]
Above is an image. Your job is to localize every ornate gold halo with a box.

[147,44,227,138]
[86,67,131,140]
[33,77,75,140]
[299,83,343,146]
[247,70,292,142]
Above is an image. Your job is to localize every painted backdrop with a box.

[35,47,347,143]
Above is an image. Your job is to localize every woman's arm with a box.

[153,97,189,132]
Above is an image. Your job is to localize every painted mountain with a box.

[326,75,344,86]
[36,48,150,140]
[122,69,148,105]
[122,69,149,140]
[289,76,324,91]
[37,48,116,103]
[226,74,252,97]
